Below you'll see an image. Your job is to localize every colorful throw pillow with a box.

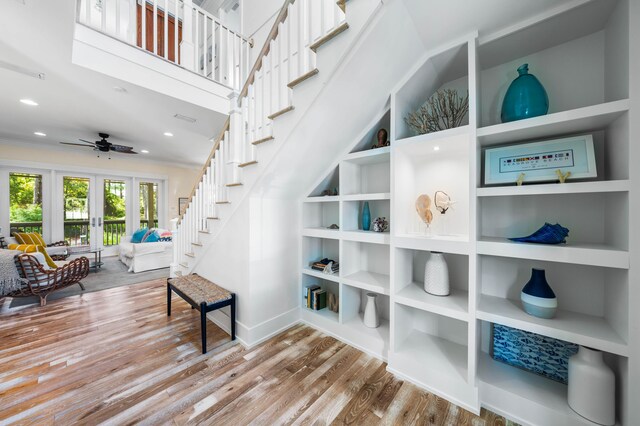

[14,232,46,247]
[158,237,172,242]
[8,244,58,269]
[131,228,148,244]
[144,231,160,243]
[141,229,157,242]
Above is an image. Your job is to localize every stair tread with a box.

[207,217,220,220]
[215,200,231,204]
[192,242,203,246]
[251,135,274,145]
[179,262,188,268]
[198,229,211,234]
[268,105,295,120]
[287,68,319,88]
[185,253,195,258]
[238,160,258,168]
[226,182,243,187]
[310,22,349,52]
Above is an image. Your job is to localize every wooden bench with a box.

[167,274,236,354]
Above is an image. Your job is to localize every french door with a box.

[57,174,133,256]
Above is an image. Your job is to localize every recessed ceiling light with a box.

[173,114,197,124]
[34,131,46,137]
[141,149,149,154]
[20,99,38,106]
[433,146,440,151]
[163,132,173,137]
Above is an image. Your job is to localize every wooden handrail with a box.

[238,0,295,100]
[181,117,230,221]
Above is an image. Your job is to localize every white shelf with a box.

[390,329,477,412]
[396,283,469,322]
[301,268,341,283]
[342,270,390,295]
[342,193,391,201]
[301,306,339,323]
[395,125,470,148]
[477,238,629,269]
[478,353,598,426]
[301,227,341,239]
[394,234,470,255]
[304,195,340,203]
[477,180,630,197]
[341,230,390,244]
[342,314,390,357]
[477,294,628,356]
[343,146,390,165]
[477,100,630,146]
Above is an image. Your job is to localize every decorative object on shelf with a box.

[327,224,339,230]
[423,251,449,296]
[492,324,578,384]
[501,63,549,123]
[556,169,571,183]
[304,285,327,310]
[520,268,557,319]
[371,128,390,149]
[484,134,596,185]
[328,292,339,313]
[415,194,433,227]
[510,222,570,245]
[516,173,526,186]
[321,188,338,196]
[363,293,380,328]
[434,191,454,214]
[361,201,371,231]
[372,217,388,233]
[568,346,616,425]
[310,258,339,274]
[404,88,469,135]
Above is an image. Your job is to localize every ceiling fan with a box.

[60,133,137,154]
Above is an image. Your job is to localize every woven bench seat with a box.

[167,274,236,354]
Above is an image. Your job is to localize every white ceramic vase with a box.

[424,251,450,296]
[568,346,615,425]
[363,293,379,328]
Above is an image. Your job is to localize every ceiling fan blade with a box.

[110,144,138,154]
[78,139,96,145]
[60,142,96,147]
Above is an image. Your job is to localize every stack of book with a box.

[304,285,327,310]
[310,258,339,274]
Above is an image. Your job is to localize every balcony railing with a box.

[75,0,249,91]
[9,219,159,246]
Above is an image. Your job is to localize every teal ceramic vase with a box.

[521,268,557,319]
[501,64,549,123]
[362,202,371,231]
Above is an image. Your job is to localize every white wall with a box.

[241,0,282,64]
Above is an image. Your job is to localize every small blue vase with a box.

[501,64,549,123]
[521,268,557,319]
[362,202,371,231]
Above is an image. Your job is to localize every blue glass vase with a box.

[521,268,557,319]
[362,202,371,231]
[501,64,549,123]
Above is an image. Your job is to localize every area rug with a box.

[9,256,169,308]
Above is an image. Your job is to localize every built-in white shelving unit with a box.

[300,0,637,424]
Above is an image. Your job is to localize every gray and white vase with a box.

[363,293,379,328]
[568,346,615,425]
[424,252,449,296]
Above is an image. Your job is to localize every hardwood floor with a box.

[0,279,512,425]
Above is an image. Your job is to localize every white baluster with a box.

[174,0,179,63]
[194,10,200,73]
[163,0,168,59]
[101,0,107,32]
[152,0,158,54]
[115,0,121,37]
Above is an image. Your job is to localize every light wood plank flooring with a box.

[0,279,511,425]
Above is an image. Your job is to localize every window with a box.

[9,173,43,235]
[139,182,158,228]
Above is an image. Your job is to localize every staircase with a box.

[171,0,353,277]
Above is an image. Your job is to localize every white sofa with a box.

[118,236,173,273]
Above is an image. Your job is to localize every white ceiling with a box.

[0,0,227,167]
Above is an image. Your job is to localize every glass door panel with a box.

[9,173,43,236]
[139,181,158,229]
[102,179,127,247]
[63,176,92,247]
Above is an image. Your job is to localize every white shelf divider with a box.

[341,230,390,244]
[477,238,629,269]
[395,283,469,322]
[477,180,630,197]
[343,146,391,164]
[477,99,630,146]
[301,268,341,283]
[342,193,391,201]
[477,294,628,356]
[342,271,390,295]
[394,235,470,255]
[302,227,341,239]
[304,196,341,203]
